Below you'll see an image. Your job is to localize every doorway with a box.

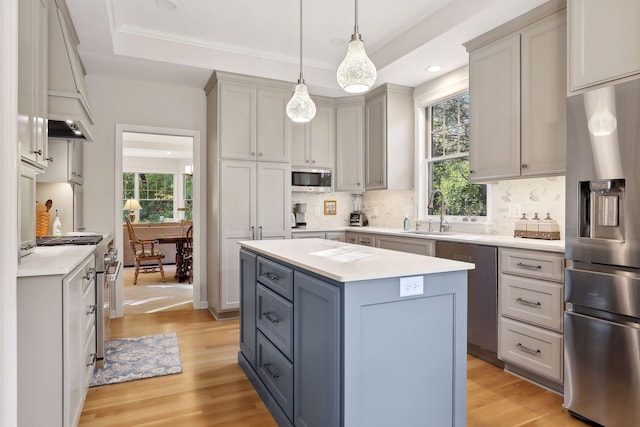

[114,124,204,319]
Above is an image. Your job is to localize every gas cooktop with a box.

[36,235,103,246]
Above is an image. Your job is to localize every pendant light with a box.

[286,0,316,123]
[337,0,377,93]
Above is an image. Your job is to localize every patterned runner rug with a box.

[90,333,182,387]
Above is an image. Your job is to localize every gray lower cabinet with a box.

[293,272,340,427]
[239,249,257,369]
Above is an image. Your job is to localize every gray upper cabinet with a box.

[218,78,291,163]
[290,100,335,169]
[466,1,566,182]
[336,100,365,192]
[19,0,49,170]
[569,0,640,91]
[364,84,414,191]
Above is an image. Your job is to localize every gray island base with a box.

[238,238,473,427]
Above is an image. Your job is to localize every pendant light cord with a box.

[354,0,359,34]
[299,0,303,80]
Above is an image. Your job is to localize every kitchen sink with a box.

[404,230,461,236]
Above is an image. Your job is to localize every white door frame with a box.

[1,0,19,424]
[114,123,206,317]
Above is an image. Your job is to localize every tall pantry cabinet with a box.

[205,72,291,318]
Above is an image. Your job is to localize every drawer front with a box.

[257,331,294,421]
[257,256,294,301]
[83,280,96,342]
[257,284,294,360]
[500,248,564,282]
[357,233,376,247]
[499,317,563,382]
[83,326,97,388]
[500,273,564,331]
[345,232,357,244]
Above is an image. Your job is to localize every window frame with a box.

[122,170,179,223]
[414,73,490,223]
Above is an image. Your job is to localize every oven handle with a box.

[105,261,121,282]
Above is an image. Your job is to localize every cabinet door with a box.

[376,235,435,256]
[521,11,566,177]
[336,104,365,192]
[239,249,257,369]
[257,88,290,162]
[19,163,37,256]
[365,94,387,189]
[294,272,341,427]
[36,139,68,182]
[569,0,640,91]
[469,34,521,182]
[68,140,84,184]
[18,0,49,169]
[220,161,257,311]
[257,162,290,240]
[290,122,308,166]
[219,83,256,160]
[73,183,84,232]
[64,259,88,427]
[308,104,335,169]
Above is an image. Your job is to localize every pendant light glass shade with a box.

[287,79,316,123]
[287,0,316,123]
[337,0,377,93]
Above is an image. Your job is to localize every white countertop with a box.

[17,245,95,277]
[240,238,474,283]
[292,226,565,253]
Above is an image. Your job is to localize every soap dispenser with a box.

[403,214,410,231]
[52,210,62,236]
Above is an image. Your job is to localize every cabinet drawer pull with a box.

[86,353,97,367]
[31,149,42,156]
[86,304,97,315]
[263,272,279,281]
[45,156,53,162]
[516,342,541,356]
[516,262,542,270]
[262,362,280,379]
[515,297,541,307]
[263,312,280,324]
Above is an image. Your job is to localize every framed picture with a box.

[324,200,337,215]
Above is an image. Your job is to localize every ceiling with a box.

[66,0,549,97]
[123,132,193,159]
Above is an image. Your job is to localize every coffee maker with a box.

[349,194,367,226]
[293,203,307,228]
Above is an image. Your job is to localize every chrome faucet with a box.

[428,190,449,232]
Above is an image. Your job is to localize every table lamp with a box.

[123,198,141,222]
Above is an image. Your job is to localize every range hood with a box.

[48,1,94,142]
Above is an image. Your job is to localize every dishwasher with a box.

[436,241,502,367]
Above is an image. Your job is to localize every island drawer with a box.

[257,331,293,421]
[257,256,294,301]
[500,248,565,282]
[499,317,563,382]
[257,284,293,361]
[500,273,564,331]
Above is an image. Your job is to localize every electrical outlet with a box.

[400,276,424,297]
[508,203,521,218]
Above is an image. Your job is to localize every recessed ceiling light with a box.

[426,65,442,73]
[155,0,177,11]
[166,151,172,155]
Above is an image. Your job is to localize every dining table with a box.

[156,234,191,282]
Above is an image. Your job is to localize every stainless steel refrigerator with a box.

[565,77,640,426]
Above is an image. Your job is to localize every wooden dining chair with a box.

[124,217,166,286]
[183,225,194,284]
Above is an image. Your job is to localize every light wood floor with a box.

[122,265,194,315]
[80,309,589,427]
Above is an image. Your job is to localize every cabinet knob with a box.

[45,157,53,162]
[469,170,475,174]
[32,149,42,156]
[306,160,310,163]
[521,163,528,169]
[379,180,383,184]
[258,152,263,157]
[357,182,360,186]
[251,152,256,157]
[311,160,316,164]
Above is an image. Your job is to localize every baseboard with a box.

[467,343,504,369]
[504,363,563,394]
[207,306,239,320]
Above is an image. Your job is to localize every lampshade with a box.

[337,0,377,93]
[123,198,141,211]
[286,0,316,123]
[184,164,193,175]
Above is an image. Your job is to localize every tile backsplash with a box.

[293,176,566,238]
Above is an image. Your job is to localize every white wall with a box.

[82,74,207,307]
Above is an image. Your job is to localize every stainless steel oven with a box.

[95,238,120,368]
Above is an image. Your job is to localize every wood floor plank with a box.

[80,308,589,426]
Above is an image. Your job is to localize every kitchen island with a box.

[238,238,474,427]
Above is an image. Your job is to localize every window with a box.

[427,92,486,217]
[183,173,193,220]
[123,172,175,222]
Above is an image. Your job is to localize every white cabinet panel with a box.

[336,103,364,192]
[569,0,640,91]
[257,89,291,162]
[219,83,256,160]
[291,102,335,169]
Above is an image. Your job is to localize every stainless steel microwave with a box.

[291,168,333,192]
